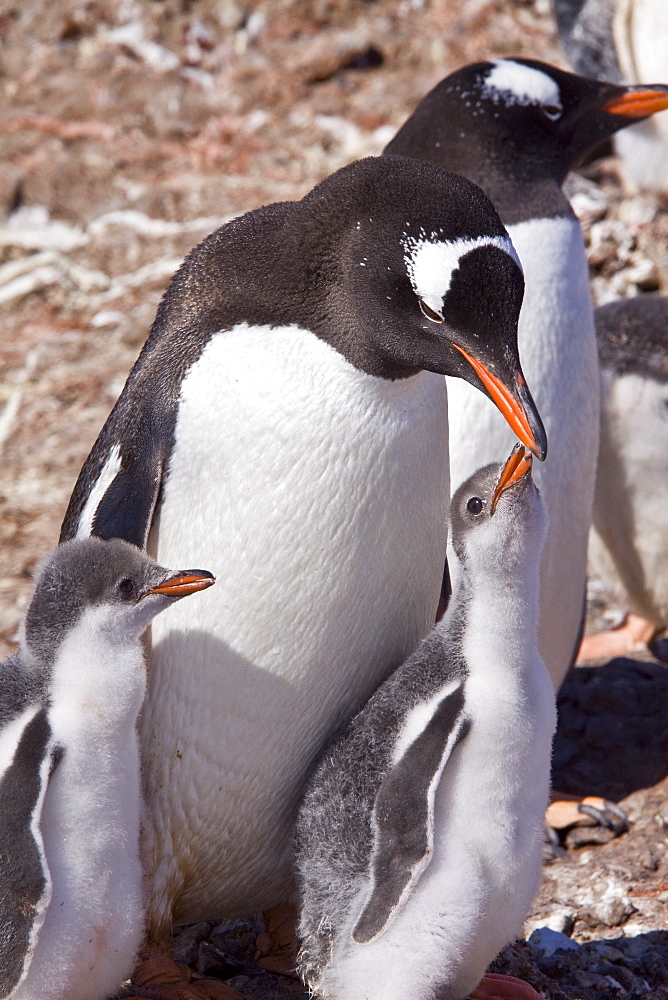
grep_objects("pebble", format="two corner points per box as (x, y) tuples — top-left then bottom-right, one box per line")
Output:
(528, 926), (580, 959)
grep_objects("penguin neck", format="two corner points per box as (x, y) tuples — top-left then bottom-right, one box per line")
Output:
(447, 152), (573, 227)
(48, 608), (146, 746)
(147, 201), (416, 382)
(450, 544), (542, 680)
(385, 132), (573, 226)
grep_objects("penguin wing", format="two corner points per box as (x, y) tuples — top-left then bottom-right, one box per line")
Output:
(352, 681), (468, 944)
(60, 392), (170, 548)
(0, 708), (58, 998)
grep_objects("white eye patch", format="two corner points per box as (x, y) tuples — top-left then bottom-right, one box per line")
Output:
(483, 59), (561, 109)
(403, 233), (522, 316)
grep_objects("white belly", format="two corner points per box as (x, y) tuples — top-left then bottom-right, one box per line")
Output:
(142, 324), (449, 927)
(446, 216), (600, 689)
(590, 368), (668, 625)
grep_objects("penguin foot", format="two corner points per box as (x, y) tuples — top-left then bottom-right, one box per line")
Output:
(469, 972), (544, 999)
(124, 948), (244, 1000)
(254, 901), (299, 976)
(546, 795), (628, 850)
(577, 612), (658, 662)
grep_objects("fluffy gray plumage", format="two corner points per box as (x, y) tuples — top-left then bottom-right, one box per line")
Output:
(552, 0), (621, 81)
(0, 538), (177, 729)
(0, 537), (213, 1000)
(596, 295), (668, 381)
(297, 627), (468, 980)
(296, 458), (545, 993)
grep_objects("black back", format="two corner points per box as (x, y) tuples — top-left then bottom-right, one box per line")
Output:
(61, 155), (529, 549)
(596, 296), (668, 382)
(0, 654), (47, 731)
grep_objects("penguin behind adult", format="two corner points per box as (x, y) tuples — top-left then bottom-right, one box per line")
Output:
(60, 156), (546, 950)
(553, 0), (668, 193)
(0, 538), (214, 1000)
(581, 295), (668, 658)
(385, 58), (668, 691)
(296, 445), (555, 1000)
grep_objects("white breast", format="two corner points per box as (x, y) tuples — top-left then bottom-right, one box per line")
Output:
(142, 323), (449, 928)
(613, 0), (668, 193)
(446, 215), (600, 689)
(13, 616), (145, 1000)
(590, 367), (668, 625)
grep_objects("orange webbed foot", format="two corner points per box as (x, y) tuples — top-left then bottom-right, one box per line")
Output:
(469, 971), (545, 999)
(577, 612), (658, 662)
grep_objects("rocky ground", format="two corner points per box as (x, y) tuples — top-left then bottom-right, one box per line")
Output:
(1, 1), (667, 998)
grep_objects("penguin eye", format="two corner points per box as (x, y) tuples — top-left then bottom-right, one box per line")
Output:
(541, 104), (562, 121)
(419, 299), (444, 323)
(118, 578), (136, 600)
(466, 496), (484, 516)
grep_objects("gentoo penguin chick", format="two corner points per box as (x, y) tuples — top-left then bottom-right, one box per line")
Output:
(60, 155), (546, 952)
(296, 444), (555, 1000)
(580, 295), (668, 659)
(0, 538), (214, 1000)
(385, 58), (668, 692)
(554, 0), (668, 193)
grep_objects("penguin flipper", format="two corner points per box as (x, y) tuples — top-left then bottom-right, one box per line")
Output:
(60, 403), (168, 549)
(352, 682), (469, 944)
(0, 708), (57, 998)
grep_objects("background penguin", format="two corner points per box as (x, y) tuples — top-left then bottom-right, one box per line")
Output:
(296, 444), (555, 1000)
(580, 295), (668, 659)
(0, 537), (214, 1000)
(59, 154), (546, 965)
(385, 58), (668, 692)
(553, 0), (668, 193)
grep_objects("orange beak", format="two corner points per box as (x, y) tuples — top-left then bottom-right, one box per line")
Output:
(146, 570), (215, 598)
(491, 444), (533, 515)
(602, 86), (668, 119)
(453, 344), (547, 460)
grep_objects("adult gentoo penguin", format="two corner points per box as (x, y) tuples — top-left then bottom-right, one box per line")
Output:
(0, 538), (214, 1000)
(385, 58), (668, 691)
(554, 0), (668, 193)
(296, 444), (555, 1000)
(580, 295), (668, 659)
(60, 156), (545, 954)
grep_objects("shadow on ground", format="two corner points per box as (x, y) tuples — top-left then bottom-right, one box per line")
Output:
(552, 656), (668, 801)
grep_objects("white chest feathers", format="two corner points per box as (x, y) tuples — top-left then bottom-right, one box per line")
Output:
(11, 612), (146, 1000)
(590, 367), (668, 624)
(143, 323), (451, 924)
(447, 215), (599, 689)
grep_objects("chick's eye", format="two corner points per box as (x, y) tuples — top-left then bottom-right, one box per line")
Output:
(542, 104), (562, 121)
(419, 299), (444, 323)
(118, 578), (136, 599)
(466, 496), (484, 516)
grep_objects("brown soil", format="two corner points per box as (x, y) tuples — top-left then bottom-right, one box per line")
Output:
(1, 2), (667, 998)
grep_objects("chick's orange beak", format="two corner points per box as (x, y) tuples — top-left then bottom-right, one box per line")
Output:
(491, 444), (533, 514)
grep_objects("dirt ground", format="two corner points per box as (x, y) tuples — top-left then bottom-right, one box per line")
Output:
(1, 1), (667, 998)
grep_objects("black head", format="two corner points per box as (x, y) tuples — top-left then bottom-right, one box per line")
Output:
(22, 538), (214, 667)
(385, 58), (668, 212)
(301, 156), (546, 457)
(129, 156), (545, 458)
